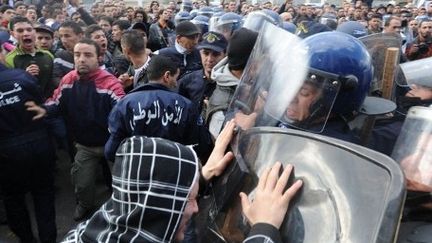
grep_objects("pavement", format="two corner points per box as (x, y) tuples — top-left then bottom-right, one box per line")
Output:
(0, 150), (111, 243)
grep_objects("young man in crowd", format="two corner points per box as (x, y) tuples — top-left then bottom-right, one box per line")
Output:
(26, 39), (125, 222)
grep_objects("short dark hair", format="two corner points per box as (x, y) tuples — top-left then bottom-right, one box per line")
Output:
(121, 29), (146, 54)
(112, 19), (131, 30)
(368, 13), (382, 21)
(98, 16), (114, 26)
(147, 55), (178, 81)
(60, 21), (84, 35)
(9, 16), (32, 31)
(384, 16), (400, 27)
(76, 38), (101, 57)
(0, 5), (13, 13)
(85, 24), (104, 38)
(14, 1), (27, 9)
(419, 19), (432, 28)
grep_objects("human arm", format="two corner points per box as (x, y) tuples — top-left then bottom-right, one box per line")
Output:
(201, 119), (236, 181)
(25, 101), (47, 120)
(240, 162), (303, 243)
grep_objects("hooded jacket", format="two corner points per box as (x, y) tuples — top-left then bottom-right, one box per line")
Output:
(206, 57), (240, 138)
(62, 136), (284, 243)
(62, 136), (199, 243)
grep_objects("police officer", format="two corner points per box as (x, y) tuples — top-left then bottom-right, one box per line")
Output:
(178, 31), (227, 116)
(0, 31), (57, 243)
(156, 21), (202, 79)
(105, 55), (213, 162)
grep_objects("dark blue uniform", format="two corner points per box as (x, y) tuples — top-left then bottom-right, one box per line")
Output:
(157, 47), (202, 79)
(0, 64), (56, 243)
(105, 83), (212, 162)
(178, 69), (216, 115)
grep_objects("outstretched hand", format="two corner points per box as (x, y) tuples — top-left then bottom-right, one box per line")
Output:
(240, 162), (303, 229)
(25, 101), (47, 120)
(201, 119), (236, 181)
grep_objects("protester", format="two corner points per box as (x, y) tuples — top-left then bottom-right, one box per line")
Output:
(25, 38), (125, 222)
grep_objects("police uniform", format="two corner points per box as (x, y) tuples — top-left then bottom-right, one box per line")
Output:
(0, 63), (56, 243)
(105, 82), (213, 162)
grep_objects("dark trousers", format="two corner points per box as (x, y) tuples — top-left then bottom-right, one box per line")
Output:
(0, 133), (57, 243)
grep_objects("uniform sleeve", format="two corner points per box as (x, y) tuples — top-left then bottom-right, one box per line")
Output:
(107, 77), (126, 107)
(105, 102), (128, 162)
(243, 223), (282, 243)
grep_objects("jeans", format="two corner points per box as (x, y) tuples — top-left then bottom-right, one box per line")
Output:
(0, 132), (57, 243)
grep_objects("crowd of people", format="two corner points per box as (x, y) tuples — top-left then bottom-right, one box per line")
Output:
(0, 0), (431, 242)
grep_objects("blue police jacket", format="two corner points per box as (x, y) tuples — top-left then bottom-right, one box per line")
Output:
(178, 69), (216, 114)
(0, 63), (49, 145)
(157, 46), (202, 79)
(105, 82), (212, 162)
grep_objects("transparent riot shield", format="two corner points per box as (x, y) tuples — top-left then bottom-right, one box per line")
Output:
(226, 23), (343, 134)
(196, 127), (405, 243)
(399, 56), (432, 88)
(392, 106), (432, 192)
(359, 33), (402, 96)
(242, 9), (283, 32)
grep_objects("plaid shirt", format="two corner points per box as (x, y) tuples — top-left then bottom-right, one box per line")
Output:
(62, 136), (199, 243)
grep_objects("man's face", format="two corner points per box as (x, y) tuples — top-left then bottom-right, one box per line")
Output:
(59, 27), (82, 52)
(26, 9), (37, 22)
(91, 7), (100, 17)
(299, 6), (307, 15)
(174, 182), (199, 242)
(165, 68), (180, 89)
(3, 9), (16, 21)
(126, 8), (134, 19)
(161, 10), (171, 21)
(13, 22), (35, 52)
(98, 20), (111, 32)
(111, 25), (122, 42)
(409, 20), (418, 31)
(177, 34), (199, 52)
(200, 49), (225, 75)
(419, 21), (432, 38)
(35, 31), (53, 50)
(286, 83), (321, 122)
(16, 5), (27, 16)
(135, 13), (144, 22)
(384, 19), (402, 33)
(369, 17), (381, 29)
(74, 43), (100, 75)
(228, 2), (236, 11)
(104, 6), (114, 17)
(90, 30), (108, 54)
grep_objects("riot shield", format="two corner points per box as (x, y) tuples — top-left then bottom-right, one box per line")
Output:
(242, 10), (283, 32)
(227, 23), (347, 133)
(359, 33), (402, 97)
(399, 56), (432, 88)
(197, 127), (405, 242)
(391, 106), (432, 192)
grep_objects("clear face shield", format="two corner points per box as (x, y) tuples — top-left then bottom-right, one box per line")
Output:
(392, 106), (432, 192)
(228, 31), (342, 134)
(243, 11), (282, 32)
(213, 20), (240, 40)
(208, 16), (220, 32)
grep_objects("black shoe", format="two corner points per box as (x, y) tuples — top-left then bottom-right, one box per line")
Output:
(73, 205), (91, 221)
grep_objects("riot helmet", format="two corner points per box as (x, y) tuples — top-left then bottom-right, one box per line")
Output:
(189, 9), (199, 19)
(301, 32), (373, 117)
(212, 12), (243, 40)
(175, 11), (192, 26)
(336, 21), (368, 38)
(182, 0), (193, 12)
(243, 9), (283, 32)
(198, 6), (213, 18)
(191, 15), (209, 35)
(282, 21), (296, 34)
